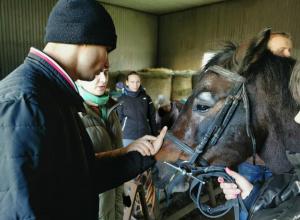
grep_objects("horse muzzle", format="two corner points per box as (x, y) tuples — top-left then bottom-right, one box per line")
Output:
(152, 161), (190, 194)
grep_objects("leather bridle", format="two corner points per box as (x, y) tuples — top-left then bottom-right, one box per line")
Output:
(163, 65), (257, 219)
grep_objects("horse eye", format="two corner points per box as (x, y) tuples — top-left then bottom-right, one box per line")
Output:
(196, 105), (210, 113)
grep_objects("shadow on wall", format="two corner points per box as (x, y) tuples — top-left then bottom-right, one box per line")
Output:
(107, 68), (198, 108)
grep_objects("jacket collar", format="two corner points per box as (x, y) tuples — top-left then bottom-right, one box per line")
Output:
(124, 85), (145, 98)
(27, 48), (85, 112)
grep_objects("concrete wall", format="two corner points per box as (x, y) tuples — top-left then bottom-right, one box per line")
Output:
(158, 0), (300, 71)
(1, 0), (300, 79)
(0, 1), (158, 79)
(103, 4), (158, 72)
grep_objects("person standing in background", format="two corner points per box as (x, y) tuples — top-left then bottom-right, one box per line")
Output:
(117, 71), (158, 147)
(110, 81), (123, 100)
(267, 31), (292, 57)
(155, 94), (179, 131)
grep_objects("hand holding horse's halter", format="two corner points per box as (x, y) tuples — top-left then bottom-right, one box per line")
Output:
(164, 65), (257, 220)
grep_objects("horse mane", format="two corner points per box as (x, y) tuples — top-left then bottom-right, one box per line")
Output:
(245, 49), (296, 108)
(290, 62), (300, 104)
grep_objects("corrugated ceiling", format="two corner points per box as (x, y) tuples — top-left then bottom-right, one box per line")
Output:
(99, 0), (229, 15)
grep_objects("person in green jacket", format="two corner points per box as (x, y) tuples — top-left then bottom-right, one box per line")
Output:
(77, 69), (158, 220)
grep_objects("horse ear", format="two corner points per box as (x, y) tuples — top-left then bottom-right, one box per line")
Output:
(238, 27), (271, 73)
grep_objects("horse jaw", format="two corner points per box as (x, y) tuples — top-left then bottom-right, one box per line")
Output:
(153, 137), (190, 192)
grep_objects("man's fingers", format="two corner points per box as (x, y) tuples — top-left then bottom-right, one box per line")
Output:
(158, 126), (167, 140)
(152, 126), (168, 155)
(136, 144), (150, 156)
(136, 141), (154, 156)
(140, 135), (157, 142)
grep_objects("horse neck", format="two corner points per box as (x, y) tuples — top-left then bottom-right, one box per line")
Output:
(251, 82), (300, 174)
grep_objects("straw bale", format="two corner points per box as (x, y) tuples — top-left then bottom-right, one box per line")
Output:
(139, 69), (173, 104)
(171, 70), (196, 101)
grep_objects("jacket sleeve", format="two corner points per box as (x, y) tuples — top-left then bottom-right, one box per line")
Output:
(243, 180), (263, 211)
(147, 96), (159, 136)
(94, 151), (156, 193)
(0, 98), (47, 219)
(115, 185), (125, 219)
(116, 97), (124, 123)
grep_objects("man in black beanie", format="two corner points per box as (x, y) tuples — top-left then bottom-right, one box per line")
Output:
(0, 0), (167, 219)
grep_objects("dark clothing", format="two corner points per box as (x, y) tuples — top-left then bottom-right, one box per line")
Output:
(244, 151), (300, 220)
(117, 87), (158, 139)
(0, 48), (155, 220)
(110, 90), (122, 100)
(156, 102), (179, 129)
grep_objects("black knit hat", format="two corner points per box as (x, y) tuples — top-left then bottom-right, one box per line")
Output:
(44, 0), (117, 51)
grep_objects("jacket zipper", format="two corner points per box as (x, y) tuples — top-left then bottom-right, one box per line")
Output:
(122, 117), (127, 131)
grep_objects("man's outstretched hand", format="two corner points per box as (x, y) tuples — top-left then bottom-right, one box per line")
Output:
(123, 126), (168, 156)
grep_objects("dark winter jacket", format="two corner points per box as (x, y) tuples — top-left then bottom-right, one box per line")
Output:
(0, 48), (156, 220)
(117, 86), (158, 139)
(156, 102), (179, 130)
(245, 151), (300, 220)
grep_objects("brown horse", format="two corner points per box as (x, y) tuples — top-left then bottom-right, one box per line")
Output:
(152, 28), (300, 195)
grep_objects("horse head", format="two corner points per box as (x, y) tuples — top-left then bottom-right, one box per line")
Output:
(152, 28), (300, 194)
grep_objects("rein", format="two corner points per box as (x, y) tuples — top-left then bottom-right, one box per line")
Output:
(163, 65), (257, 219)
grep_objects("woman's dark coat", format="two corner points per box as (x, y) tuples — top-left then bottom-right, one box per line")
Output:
(117, 88), (158, 139)
(245, 151), (300, 220)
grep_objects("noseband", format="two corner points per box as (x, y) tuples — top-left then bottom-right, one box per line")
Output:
(163, 65), (257, 219)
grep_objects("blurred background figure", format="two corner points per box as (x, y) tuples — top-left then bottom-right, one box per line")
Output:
(173, 98), (186, 113)
(110, 81), (123, 100)
(267, 31), (292, 57)
(155, 94), (179, 131)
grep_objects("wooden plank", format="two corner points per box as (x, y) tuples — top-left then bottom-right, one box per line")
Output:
(123, 180), (150, 220)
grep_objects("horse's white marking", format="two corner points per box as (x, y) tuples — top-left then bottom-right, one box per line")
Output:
(184, 92), (213, 140)
(185, 112), (205, 139)
(186, 126), (194, 138)
(199, 92), (213, 102)
(197, 92), (215, 106)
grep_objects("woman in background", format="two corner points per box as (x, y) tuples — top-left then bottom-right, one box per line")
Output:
(117, 71), (158, 147)
(155, 94), (179, 131)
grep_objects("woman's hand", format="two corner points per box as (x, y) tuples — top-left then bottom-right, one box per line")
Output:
(123, 126), (168, 156)
(218, 167), (254, 200)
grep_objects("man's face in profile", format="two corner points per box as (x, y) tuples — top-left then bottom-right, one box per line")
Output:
(268, 35), (292, 57)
